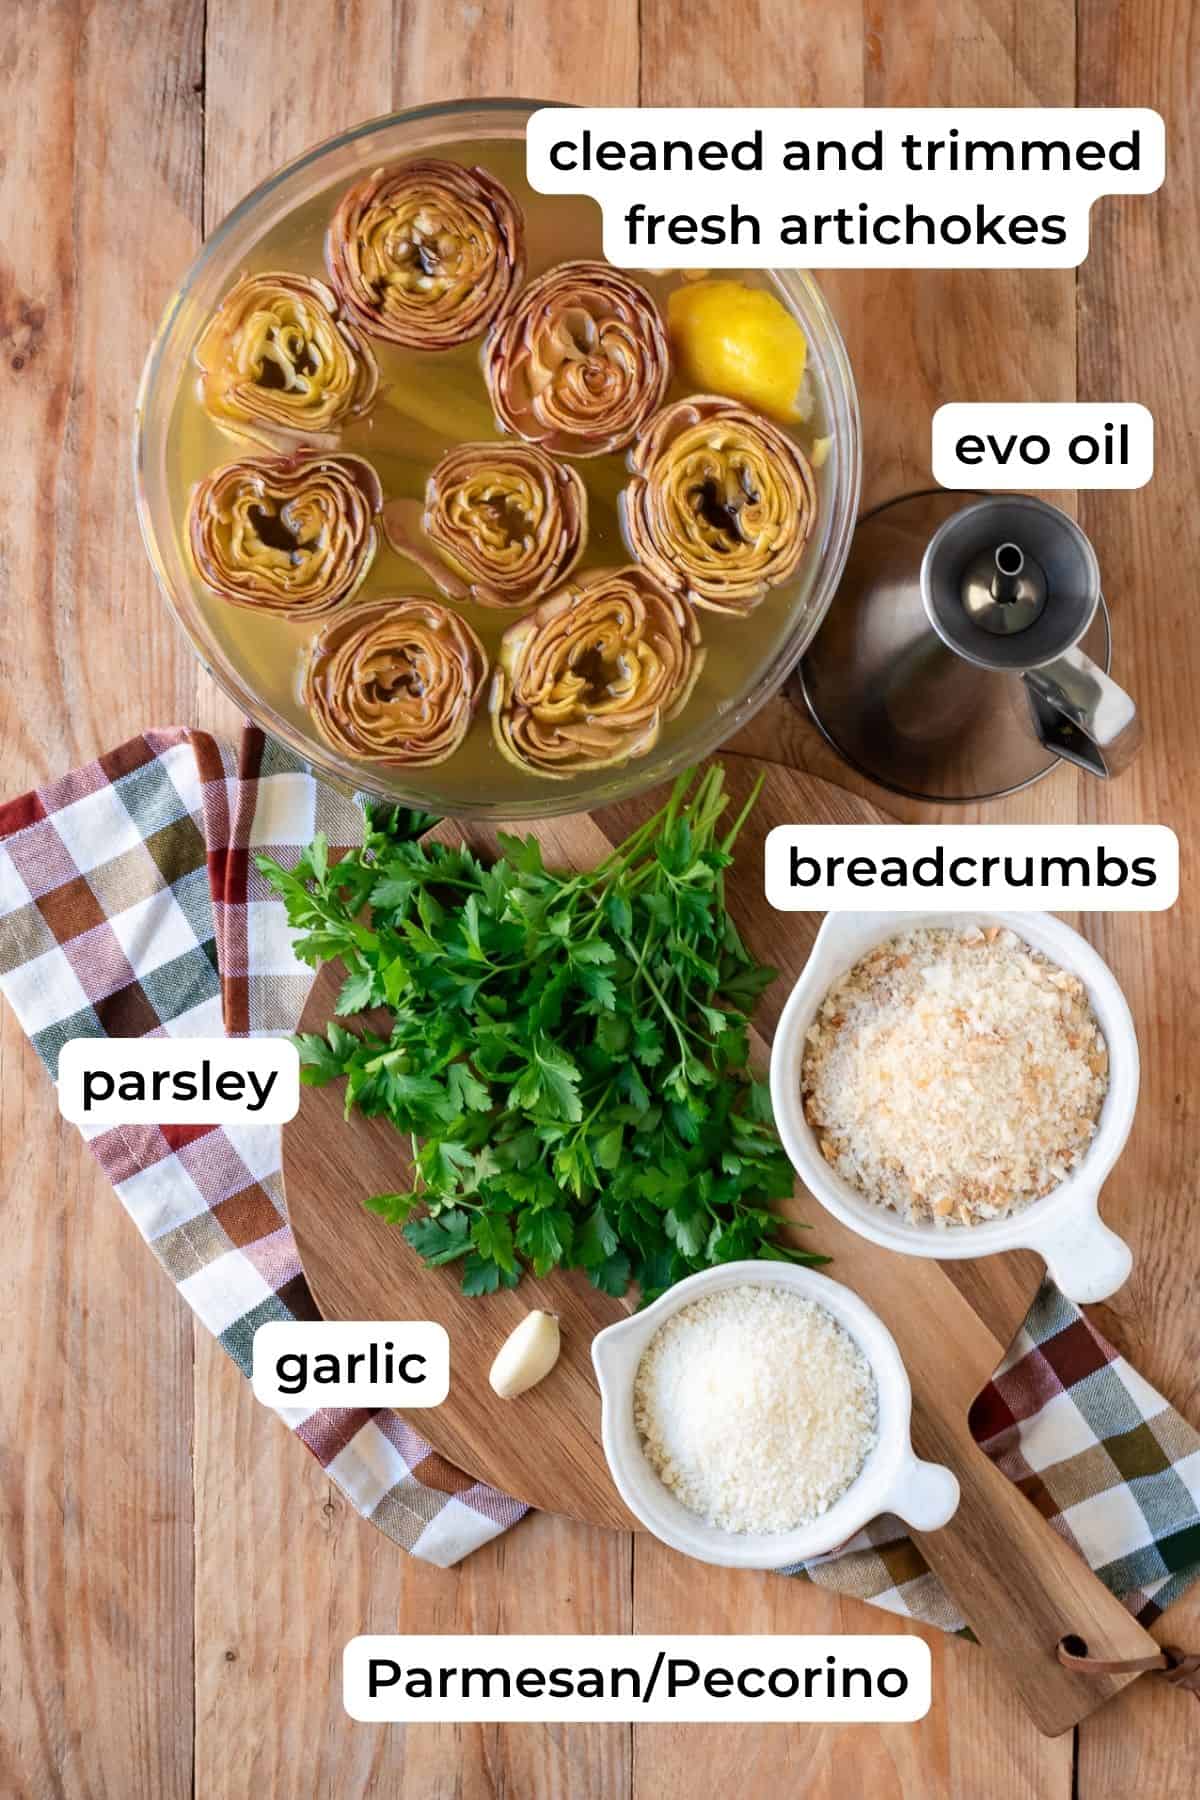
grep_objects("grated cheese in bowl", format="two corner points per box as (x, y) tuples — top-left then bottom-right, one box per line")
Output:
(800, 924), (1109, 1227)
(632, 1285), (878, 1535)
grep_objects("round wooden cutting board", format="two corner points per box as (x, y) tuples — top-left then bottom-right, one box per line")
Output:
(283, 755), (1161, 1731)
(283, 759), (891, 1530)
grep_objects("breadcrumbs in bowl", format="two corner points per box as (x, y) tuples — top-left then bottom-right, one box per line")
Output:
(800, 924), (1109, 1228)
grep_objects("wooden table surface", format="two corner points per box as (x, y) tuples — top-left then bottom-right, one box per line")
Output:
(1, 1), (1196, 1793)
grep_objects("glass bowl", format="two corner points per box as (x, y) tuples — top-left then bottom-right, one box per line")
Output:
(134, 100), (861, 818)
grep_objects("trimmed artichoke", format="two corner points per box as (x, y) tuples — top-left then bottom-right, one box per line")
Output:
(304, 598), (488, 767)
(325, 159), (524, 349)
(196, 272), (379, 451)
(384, 442), (587, 609)
(490, 566), (705, 779)
(187, 452), (382, 618)
(483, 261), (670, 458)
(623, 396), (818, 616)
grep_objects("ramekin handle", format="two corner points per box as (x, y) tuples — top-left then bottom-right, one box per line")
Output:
(1023, 1187), (1133, 1304)
(887, 1455), (961, 1533)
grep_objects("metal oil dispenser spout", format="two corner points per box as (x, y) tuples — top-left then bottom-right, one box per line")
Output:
(922, 496), (1142, 778)
(962, 541), (1047, 634)
(796, 491), (1142, 802)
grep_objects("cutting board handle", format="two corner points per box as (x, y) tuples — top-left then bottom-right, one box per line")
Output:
(911, 1405), (1162, 1736)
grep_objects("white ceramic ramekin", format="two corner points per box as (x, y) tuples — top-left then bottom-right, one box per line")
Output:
(591, 1260), (960, 1569)
(769, 911), (1138, 1305)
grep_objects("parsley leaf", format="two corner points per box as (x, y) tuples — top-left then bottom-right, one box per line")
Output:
(402, 1211), (472, 1265)
(335, 964), (376, 1016)
(511, 1038), (583, 1122)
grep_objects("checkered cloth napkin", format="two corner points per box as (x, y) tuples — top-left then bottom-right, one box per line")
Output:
(2, 726), (1199, 1629)
(0, 727), (523, 1567)
(789, 1282), (1200, 1632)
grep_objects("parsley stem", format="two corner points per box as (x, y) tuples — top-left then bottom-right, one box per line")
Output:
(720, 772), (765, 854)
(638, 961), (691, 1060)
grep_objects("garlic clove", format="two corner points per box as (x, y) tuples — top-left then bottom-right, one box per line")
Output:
(488, 1309), (561, 1398)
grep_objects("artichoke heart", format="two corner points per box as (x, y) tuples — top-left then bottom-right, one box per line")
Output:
(326, 158), (525, 349)
(623, 395), (818, 617)
(384, 441), (588, 609)
(195, 272), (379, 452)
(304, 598), (488, 767)
(484, 261), (670, 458)
(188, 452), (382, 618)
(490, 566), (705, 779)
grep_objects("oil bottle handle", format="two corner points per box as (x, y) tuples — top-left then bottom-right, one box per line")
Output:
(1023, 640), (1143, 778)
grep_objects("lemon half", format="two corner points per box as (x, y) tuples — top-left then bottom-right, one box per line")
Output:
(667, 280), (808, 424)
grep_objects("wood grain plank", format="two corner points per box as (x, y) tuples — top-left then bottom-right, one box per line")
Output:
(632, 1540), (1073, 1800)
(203, 0), (392, 229)
(852, 0), (1079, 507)
(0, 2), (203, 1794)
(1075, 0), (1200, 1790)
(0, 0), (203, 772)
(194, 5), (639, 1795)
(191, 1331), (635, 1798)
(390, 0), (638, 107)
(5, 0), (1192, 1787)
(0, 1024), (197, 1800)
(637, 0), (1079, 1785)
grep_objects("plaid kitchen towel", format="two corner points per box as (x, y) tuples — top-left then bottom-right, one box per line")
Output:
(2, 727), (1198, 1625)
(0, 726), (524, 1567)
(787, 1281), (1200, 1632)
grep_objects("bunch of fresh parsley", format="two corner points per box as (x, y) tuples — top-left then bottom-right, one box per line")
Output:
(257, 765), (824, 1302)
